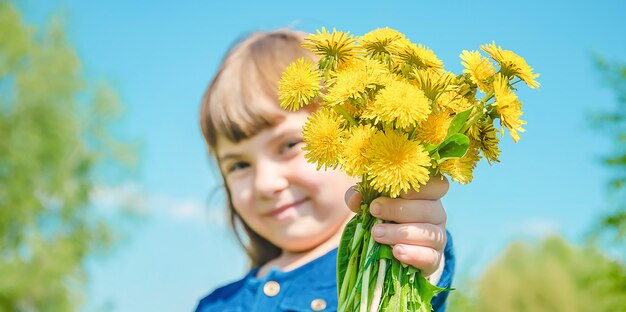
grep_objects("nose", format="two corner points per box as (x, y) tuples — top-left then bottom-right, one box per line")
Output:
(253, 158), (289, 198)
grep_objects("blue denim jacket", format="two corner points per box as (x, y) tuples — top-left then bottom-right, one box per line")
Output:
(195, 231), (454, 312)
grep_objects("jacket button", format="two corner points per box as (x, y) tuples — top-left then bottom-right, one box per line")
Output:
(263, 281), (280, 297)
(310, 298), (327, 311)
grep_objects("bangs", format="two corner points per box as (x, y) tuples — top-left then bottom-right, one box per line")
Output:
(203, 54), (286, 145)
(200, 30), (316, 152)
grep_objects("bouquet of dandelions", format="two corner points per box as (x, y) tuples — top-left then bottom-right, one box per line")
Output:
(278, 27), (539, 312)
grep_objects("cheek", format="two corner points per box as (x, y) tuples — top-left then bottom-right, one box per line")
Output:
(321, 169), (359, 189)
(228, 185), (264, 234)
(226, 179), (253, 215)
(294, 155), (354, 182)
(310, 169), (358, 206)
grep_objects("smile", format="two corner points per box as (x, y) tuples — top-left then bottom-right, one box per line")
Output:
(265, 198), (308, 219)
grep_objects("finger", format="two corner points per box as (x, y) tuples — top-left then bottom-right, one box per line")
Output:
(392, 244), (441, 276)
(400, 175), (449, 200)
(371, 223), (446, 250)
(344, 185), (362, 213)
(370, 198), (447, 225)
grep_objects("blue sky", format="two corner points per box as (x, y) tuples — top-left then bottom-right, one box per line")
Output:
(20, 0), (626, 311)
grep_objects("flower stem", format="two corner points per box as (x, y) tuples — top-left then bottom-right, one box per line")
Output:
(408, 126), (417, 140)
(458, 100), (486, 134)
(482, 91), (495, 104)
(370, 259), (387, 311)
(334, 104), (357, 126)
(339, 247), (357, 305)
(360, 225), (376, 311)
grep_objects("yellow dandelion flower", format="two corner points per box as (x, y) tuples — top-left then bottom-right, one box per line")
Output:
(302, 27), (361, 71)
(467, 120), (501, 164)
(388, 38), (444, 72)
(465, 108), (486, 142)
(460, 50), (496, 93)
(493, 74), (526, 142)
(466, 120), (480, 142)
(360, 27), (405, 57)
(302, 108), (346, 170)
(338, 99), (361, 118)
(453, 73), (479, 101)
(481, 42), (540, 89)
(439, 146), (480, 184)
(362, 79), (431, 130)
(436, 91), (473, 113)
(279, 58), (322, 111)
(325, 58), (388, 106)
(366, 130), (431, 197)
(415, 110), (453, 145)
(411, 69), (455, 100)
(335, 55), (362, 71)
(342, 124), (377, 177)
(477, 121), (501, 164)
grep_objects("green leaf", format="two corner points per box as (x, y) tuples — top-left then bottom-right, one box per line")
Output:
(446, 107), (473, 137)
(378, 245), (393, 260)
(423, 143), (439, 153)
(437, 133), (469, 161)
(337, 215), (358, 294)
(415, 272), (447, 312)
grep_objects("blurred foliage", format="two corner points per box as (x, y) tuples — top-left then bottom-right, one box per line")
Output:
(590, 56), (626, 244)
(447, 236), (626, 312)
(0, 2), (136, 311)
(447, 58), (626, 311)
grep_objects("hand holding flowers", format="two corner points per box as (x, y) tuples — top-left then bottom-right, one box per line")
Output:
(345, 177), (449, 277)
(279, 27), (538, 311)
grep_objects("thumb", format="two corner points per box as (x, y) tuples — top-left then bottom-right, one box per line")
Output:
(344, 185), (362, 213)
(400, 175), (449, 200)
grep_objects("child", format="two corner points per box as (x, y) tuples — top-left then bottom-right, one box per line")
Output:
(195, 29), (454, 311)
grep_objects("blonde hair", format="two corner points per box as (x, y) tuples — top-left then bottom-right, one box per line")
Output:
(200, 29), (317, 267)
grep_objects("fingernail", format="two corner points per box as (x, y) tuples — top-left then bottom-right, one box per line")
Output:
(370, 203), (381, 215)
(372, 225), (384, 238)
(344, 186), (358, 204)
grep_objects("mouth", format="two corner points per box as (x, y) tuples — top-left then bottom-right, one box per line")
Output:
(265, 198), (308, 219)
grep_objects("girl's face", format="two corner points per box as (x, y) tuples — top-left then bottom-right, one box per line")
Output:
(217, 104), (355, 253)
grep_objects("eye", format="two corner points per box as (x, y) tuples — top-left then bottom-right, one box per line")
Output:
(226, 161), (249, 173)
(280, 139), (304, 154)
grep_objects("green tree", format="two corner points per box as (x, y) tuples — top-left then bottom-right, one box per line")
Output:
(0, 3), (135, 311)
(591, 57), (626, 244)
(447, 236), (626, 312)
